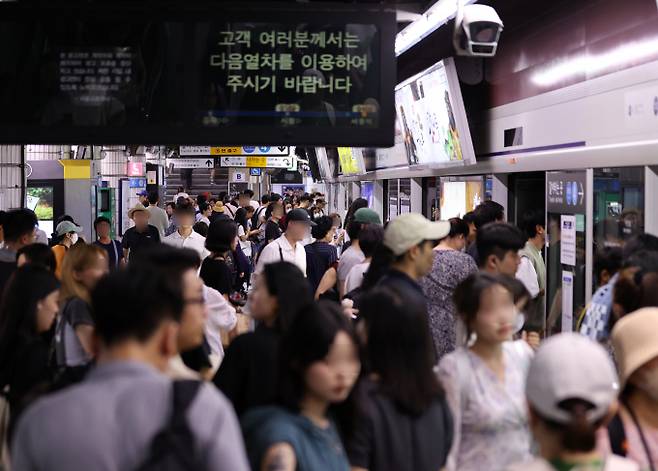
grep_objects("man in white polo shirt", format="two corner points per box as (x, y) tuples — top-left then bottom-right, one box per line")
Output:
(163, 201), (209, 259)
(255, 208), (314, 276)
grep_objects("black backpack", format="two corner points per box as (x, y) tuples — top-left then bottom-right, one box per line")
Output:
(135, 380), (203, 471)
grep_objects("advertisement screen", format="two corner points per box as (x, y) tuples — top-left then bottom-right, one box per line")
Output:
(0, 2), (395, 146)
(395, 58), (475, 166)
(440, 180), (483, 219)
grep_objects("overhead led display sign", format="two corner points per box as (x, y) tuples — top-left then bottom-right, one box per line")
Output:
(0, 1), (396, 146)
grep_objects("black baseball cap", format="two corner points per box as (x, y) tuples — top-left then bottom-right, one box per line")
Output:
(287, 208), (316, 226)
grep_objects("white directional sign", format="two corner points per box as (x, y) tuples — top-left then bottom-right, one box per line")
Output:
(166, 158), (214, 169)
(220, 156), (294, 169)
(180, 146), (290, 157)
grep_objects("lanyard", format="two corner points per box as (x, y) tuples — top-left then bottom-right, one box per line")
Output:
(625, 402), (656, 471)
(111, 240), (119, 268)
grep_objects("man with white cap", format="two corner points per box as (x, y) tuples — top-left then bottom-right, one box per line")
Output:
(506, 333), (638, 471)
(378, 213), (450, 308)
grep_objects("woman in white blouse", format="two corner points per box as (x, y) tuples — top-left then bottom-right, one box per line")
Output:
(437, 272), (534, 471)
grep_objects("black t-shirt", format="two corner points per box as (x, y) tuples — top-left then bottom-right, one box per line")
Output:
(213, 325), (280, 417)
(122, 225), (160, 260)
(93, 240), (124, 270)
(200, 256), (234, 295)
(347, 379), (454, 471)
(264, 220), (282, 243)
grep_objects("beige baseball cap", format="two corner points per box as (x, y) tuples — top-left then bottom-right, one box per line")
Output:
(611, 307), (658, 390)
(383, 213), (450, 256)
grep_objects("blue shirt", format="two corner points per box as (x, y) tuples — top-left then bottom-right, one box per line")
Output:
(579, 274), (618, 341)
(242, 406), (350, 471)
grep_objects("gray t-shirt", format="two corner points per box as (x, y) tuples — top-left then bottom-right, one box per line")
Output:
(337, 246), (365, 283)
(12, 361), (250, 471)
(55, 297), (94, 367)
(147, 205), (170, 239)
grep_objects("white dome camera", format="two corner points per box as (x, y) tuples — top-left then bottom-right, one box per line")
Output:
(453, 3), (503, 57)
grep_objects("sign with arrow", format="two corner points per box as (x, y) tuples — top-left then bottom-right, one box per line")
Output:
(220, 156), (294, 169)
(547, 171), (587, 213)
(180, 146), (290, 157)
(166, 158), (216, 169)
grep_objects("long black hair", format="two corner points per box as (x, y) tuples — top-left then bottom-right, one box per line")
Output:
(234, 207), (249, 233)
(0, 266), (59, 386)
(278, 301), (361, 439)
(344, 198), (368, 232)
(361, 244), (395, 291)
(359, 288), (443, 415)
(262, 262), (313, 333)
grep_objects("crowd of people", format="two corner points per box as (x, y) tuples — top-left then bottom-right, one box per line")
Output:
(0, 191), (655, 471)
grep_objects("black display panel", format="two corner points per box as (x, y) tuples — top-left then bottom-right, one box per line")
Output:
(0, 1), (395, 146)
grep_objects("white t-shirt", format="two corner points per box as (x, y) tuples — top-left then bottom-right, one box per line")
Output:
(337, 245), (365, 282)
(237, 225), (252, 257)
(516, 257), (540, 297)
(203, 285), (237, 363)
(255, 234), (307, 276)
(163, 230), (210, 259)
(344, 261), (370, 294)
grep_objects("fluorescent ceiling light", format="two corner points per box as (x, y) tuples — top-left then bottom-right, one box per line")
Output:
(531, 36), (658, 86)
(395, 0), (477, 56)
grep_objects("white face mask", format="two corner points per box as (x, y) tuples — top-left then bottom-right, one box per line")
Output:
(69, 233), (79, 245)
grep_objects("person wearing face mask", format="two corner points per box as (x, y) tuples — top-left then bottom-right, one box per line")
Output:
(163, 201), (210, 260)
(54, 244), (109, 384)
(437, 272), (534, 471)
(599, 308), (658, 471)
(51, 220), (83, 279)
(420, 217), (478, 360)
(516, 209), (547, 334)
(0, 265), (59, 440)
(241, 302), (361, 471)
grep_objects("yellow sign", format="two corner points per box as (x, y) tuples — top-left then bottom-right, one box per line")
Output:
(210, 147), (242, 155)
(59, 160), (91, 180)
(246, 157), (267, 168)
(337, 147), (358, 175)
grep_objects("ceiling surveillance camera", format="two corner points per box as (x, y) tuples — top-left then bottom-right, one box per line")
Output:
(453, 3), (503, 57)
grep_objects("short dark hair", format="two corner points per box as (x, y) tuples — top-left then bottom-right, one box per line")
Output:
(193, 221), (209, 237)
(476, 222), (525, 268)
(300, 194), (312, 203)
(174, 201), (195, 217)
(311, 216), (334, 240)
(315, 198), (325, 205)
(594, 247), (622, 280)
(199, 202), (210, 213)
(243, 189), (254, 198)
(91, 265), (184, 346)
(462, 211), (475, 225)
(205, 219), (237, 254)
(261, 194), (270, 205)
(447, 217), (470, 239)
(454, 272), (512, 336)
(94, 216), (111, 230)
(346, 219), (364, 241)
(130, 245), (202, 276)
(358, 224), (384, 258)
(147, 191), (159, 205)
(166, 202), (176, 210)
(3, 209), (37, 242)
(263, 262), (312, 333)
(360, 288), (443, 415)
(520, 209), (544, 239)
(16, 244), (57, 272)
(622, 233), (658, 260)
(473, 200), (504, 229)
(270, 193), (282, 203)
